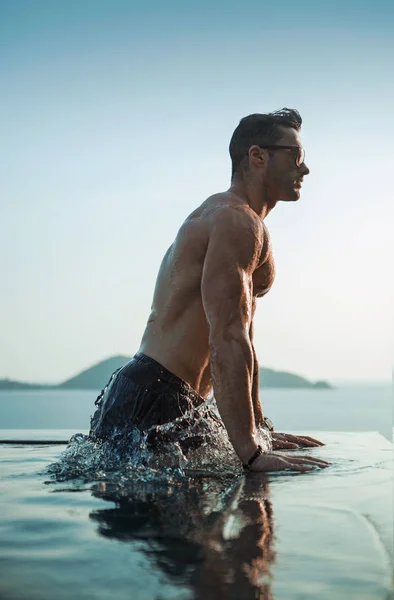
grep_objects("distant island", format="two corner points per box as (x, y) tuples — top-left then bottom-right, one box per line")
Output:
(0, 355), (332, 391)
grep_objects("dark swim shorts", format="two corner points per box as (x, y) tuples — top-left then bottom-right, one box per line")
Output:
(89, 353), (224, 452)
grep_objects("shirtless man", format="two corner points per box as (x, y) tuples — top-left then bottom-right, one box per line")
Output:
(90, 108), (330, 473)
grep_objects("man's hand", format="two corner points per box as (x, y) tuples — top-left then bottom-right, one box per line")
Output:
(271, 432), (325, 450)
(249, 452), (330, 473)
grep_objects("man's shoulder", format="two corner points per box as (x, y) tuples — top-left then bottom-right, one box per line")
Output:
(210, 201), (264, 249)
(199, 195), (265, 268)
(202, 192), (262, 230)
(179, 193), (264, 256)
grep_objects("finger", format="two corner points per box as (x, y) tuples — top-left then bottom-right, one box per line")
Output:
(275, 433), (304, 443)
(289, 435), (325, 447)
(299, 436), (325, 446)
(272, 440), (298, 450)
(284, 453), (330, 464)
(293, 438), (321, 447)
(285, 455), (331, 468)
(286, 454), (331, 467)
(272, 433), (301, 446)
(283, 463), (314, 472)
(278, 434), (323, 448)
(264, 457), (314, 472)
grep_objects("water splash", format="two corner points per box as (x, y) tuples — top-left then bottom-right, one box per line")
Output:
(46, 399), (272, 484)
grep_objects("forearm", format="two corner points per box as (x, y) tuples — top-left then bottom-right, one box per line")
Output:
(209, 332), (259, 463)
(251, 344), (265, 427)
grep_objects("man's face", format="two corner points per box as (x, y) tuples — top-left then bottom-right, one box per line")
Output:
(262, 126), (310, 202)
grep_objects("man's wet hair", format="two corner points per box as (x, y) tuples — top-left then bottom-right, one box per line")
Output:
(229, 108), (302, 178)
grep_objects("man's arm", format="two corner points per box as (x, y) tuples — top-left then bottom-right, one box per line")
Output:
(249, 305), (265, 428)
(201, 208), (261, 464)
(201, 207), (329, 471)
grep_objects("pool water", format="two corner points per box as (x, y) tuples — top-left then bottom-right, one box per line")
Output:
(0, 431), (392, 600)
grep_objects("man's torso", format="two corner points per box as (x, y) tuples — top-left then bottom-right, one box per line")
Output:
(139, 192), (275, 396)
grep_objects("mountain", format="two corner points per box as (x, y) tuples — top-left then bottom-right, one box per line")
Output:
(58, 355), (130, 389)
(260, 368), (332, 389)
(0, 356), (332, 390)
(0, 379), (55, 391)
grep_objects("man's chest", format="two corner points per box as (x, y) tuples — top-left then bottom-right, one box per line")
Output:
(252, 255), (275, 297)
(252, 229), (275, 298)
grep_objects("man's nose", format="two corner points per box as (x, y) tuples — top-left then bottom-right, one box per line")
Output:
(300, 162), (310, 175)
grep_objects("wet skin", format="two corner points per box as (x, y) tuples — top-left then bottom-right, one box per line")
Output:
(139, 125), (330, 472)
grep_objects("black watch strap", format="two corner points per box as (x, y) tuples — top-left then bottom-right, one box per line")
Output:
(242, 444), (264, 470)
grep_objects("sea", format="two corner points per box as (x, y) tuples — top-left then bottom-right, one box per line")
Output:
(0, 384), (392, 600)
(0, 383), (392, 441)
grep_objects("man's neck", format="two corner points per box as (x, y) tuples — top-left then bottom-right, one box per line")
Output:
(228, 175), (278, 219)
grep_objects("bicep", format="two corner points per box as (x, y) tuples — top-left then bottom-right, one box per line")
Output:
(201, 214), (260, 337)
(202, 258), (253, 335)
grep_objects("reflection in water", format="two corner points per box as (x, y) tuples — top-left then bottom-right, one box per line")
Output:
(90, 473), (276, 599)
(46, 407), (276, 597)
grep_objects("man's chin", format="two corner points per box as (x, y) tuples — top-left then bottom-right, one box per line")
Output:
(279, 192), (300, 202)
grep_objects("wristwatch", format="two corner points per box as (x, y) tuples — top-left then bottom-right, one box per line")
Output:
(243, 444), (264, 470)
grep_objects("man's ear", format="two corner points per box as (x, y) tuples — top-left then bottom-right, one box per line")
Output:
(248, 145), (265, 169)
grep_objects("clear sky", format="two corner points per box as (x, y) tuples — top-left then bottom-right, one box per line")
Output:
(1, 0), (393, 384)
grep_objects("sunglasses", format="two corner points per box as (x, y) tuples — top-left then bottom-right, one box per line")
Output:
(259, 145), (305, 167)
